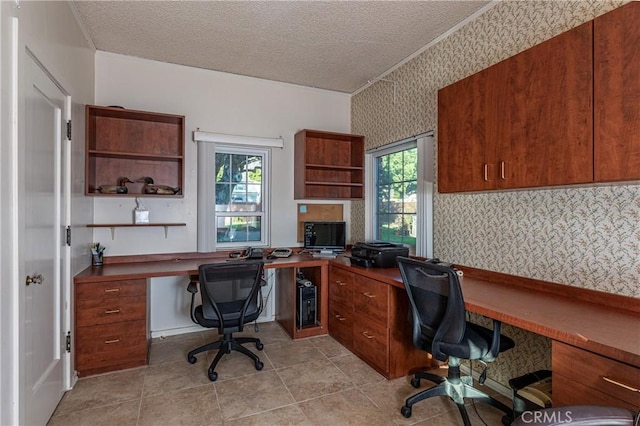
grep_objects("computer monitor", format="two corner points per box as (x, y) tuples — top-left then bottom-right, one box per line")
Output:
(303, 221), (346, 253)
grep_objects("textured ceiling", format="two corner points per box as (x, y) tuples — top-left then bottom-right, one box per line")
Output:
(71, 1), (492, 93)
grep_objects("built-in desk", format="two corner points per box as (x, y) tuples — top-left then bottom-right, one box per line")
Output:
(73, 253), (332, 376)
(329, 257), (640, 409)
(74, 253), (640, 407)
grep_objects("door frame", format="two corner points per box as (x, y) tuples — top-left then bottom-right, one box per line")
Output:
(7, 42), (73, 426)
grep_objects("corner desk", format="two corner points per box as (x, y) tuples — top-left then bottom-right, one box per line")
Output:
(74, 253), (640, 408)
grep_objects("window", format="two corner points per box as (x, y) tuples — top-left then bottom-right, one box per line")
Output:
(376, 146), (418, 251)
(198, 144), (270, 251)
(365, 135), (433, 257)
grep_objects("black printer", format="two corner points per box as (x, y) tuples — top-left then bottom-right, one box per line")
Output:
(349, 241), (409, 268)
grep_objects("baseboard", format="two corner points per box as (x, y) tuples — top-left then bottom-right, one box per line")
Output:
(460, 364), (512, 399)
(150, 316), (275, 339)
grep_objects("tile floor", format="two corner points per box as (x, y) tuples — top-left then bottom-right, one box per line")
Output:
(49, 321), (510, 425)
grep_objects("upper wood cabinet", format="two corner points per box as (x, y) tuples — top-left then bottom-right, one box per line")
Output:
(85, 105), (185, 197)
(294, 129), (364, 199)
(594, 2), (640, 182)
(438, 21), (593, 193)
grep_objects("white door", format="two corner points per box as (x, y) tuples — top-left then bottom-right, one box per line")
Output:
(22, 53), (67, 426)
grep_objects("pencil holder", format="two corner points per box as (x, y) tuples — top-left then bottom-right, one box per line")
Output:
(92, 253), (103, 266)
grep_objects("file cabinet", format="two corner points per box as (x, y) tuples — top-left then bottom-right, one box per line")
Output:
(75, 279), (148, 376)
(328, 265), (431, 379)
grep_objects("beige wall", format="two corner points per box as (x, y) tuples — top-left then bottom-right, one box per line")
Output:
(351, 0), (637, 387)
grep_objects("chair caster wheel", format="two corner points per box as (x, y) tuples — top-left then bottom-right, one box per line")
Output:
(410, 377), (421, 388)
(188, 355), (197, 364)
(400, 406), (412, 418)
(256, 342), (264, 350)
(255, 361), (264, 370)
(208, 370), (218, 381)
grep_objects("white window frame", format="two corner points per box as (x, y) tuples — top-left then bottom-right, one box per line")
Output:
(365, 134), (434, 257)
(197, 143), (271, 252)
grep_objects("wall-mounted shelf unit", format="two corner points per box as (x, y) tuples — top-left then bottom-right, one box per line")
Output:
(294, 129), (365, 199)
(87, 223), (186, 239)
(85, 105), (185, 197)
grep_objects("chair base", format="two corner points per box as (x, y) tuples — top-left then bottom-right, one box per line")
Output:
(401, 365), (513, 426)
(187, 332), (264, 381)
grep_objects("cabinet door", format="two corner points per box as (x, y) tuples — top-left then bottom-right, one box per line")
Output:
(497, 21), (593, 189)
(594, 2), (640, 182)
(438, 69), (497, 193)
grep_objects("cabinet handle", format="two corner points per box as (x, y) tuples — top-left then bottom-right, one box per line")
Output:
(362, 331), (375, 339)
(104, 288), (120, 293)
(500, 161), (506, 180)
(362, 292), (376, 298)
(336, 281), (346, 286)
(602, 376), (640, 393)
(104, 309), (120, 314)
(104, 339), (120, 344)
(483, 164), (489, 182)
(335, 314), (347, 321)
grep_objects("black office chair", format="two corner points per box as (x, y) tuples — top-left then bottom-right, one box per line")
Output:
(186, 261), (265, 381)
(397, 257), (516, 425)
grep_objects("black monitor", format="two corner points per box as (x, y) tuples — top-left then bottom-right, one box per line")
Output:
(303, 221), (346, 253)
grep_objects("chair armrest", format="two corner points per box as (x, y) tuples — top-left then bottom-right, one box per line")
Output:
(186, 279), (198, 324)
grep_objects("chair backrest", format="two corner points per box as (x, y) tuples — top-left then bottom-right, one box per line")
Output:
(198, 260), (264, 332)
(397, 257), (467, 362)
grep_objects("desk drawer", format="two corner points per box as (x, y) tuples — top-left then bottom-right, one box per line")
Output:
(76, 279), (146, 300)
(353, 318), (389, 374)
(329, 267), (353, 310)
(554, 372), (639, 410)
(76, 295), (146, 327)
(352, 276), (389, 328)
(76, 320), (147, 375)
(328, 302), (353, 349)
(552, 341), (640, 408)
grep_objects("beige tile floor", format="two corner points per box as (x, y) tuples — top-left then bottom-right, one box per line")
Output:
(49, 321), (510, 425)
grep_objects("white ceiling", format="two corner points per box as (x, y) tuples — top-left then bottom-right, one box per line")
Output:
(71, 1), (493, 94)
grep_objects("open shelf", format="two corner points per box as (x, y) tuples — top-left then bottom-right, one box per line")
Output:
(87, 223), (186, 239)
(294, 129), (365, 200)
(85, 105), (185, 197)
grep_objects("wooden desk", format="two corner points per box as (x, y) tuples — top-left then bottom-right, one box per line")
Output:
(329, 257), (640, 409)
(74, 253), (640, 407)
(73, 254), (330, 376)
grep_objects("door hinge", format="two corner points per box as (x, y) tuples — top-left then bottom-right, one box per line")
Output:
(65, 331), (71, 353)
(66, 120), (72, 140)
(65, 226), (71, 246)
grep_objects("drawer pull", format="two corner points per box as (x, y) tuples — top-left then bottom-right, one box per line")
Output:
(104, 309), (121, 314)
(335, 314), (347, 322)
(362, 331), (375, 339)
(336, 281), (346, 286)
(602, 376), (640, 393)
(362, 292), (376, 298)
(104, 339), (120, 344)
(104, 288), (120, 293)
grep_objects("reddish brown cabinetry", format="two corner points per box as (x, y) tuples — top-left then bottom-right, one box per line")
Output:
(75, 279), (148, 376)
(553, 341), (640, 410)
(294, 129), (364, 199)
(594, 2), (640, 182)
(328, 265), (430, 379)
(275, 264), (328, 340)
(438, 21), (593, 192)
(85, 105), (185, 196)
